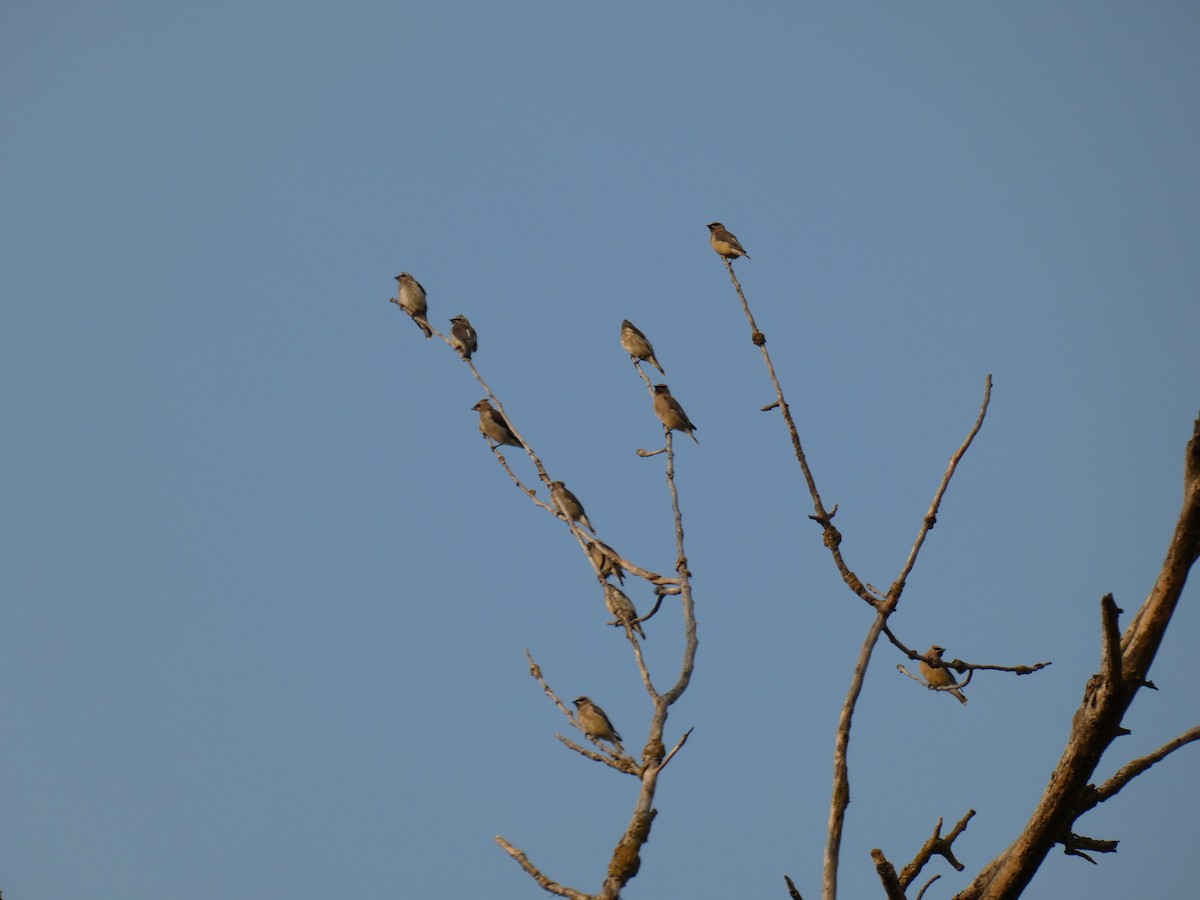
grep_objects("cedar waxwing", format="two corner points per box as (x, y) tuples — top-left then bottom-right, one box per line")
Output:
(604, 583), (645, 639)
(653, 384), (699, 444)
(573, 696), (624, 753)
(549, 481), (596, 533)
(707, 222), (750, 261)
(620, 320), (665, 375)
(472, 399), (522, 448)
(449, 314), (477, 359)
(919, 645), (968, 706)
(586, 539), (625, 584)
(392, 273), (432, 337)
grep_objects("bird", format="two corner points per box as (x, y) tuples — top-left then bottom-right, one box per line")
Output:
(573, 696), (623, 754)
(586, 539), (625, 584)
(392, 273), (432, 337)
(620, 320), (665, 374)
(707, 222), (750, 261)
(472, 399), (522, 448)
(652, 384), (699, 444)
(549, 481), (595, 533)
(919, 645), (968, 706)
(449, 314), (477, 359)
(604, 583), (645, 639)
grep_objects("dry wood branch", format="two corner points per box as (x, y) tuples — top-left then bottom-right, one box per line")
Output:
(870, 848), (907, 900)
(1059, 831), (1118, 864)
(1099, 593), (1123, 687)
(1083, 725), (1200, 811)
(721, 257), (876, 608)
(590, 405), (701, 898)
(823, 382), (993, 900)
(784, 874), (805, 899)
(525, 649), (637, 771)
(494, 836), (592, 900)
(957, 416), (1200, 900)
(659, 726), (693, 771)
(555, 734), (640, 774)
(915, 875), (941, 900)
(890, 375), (992, 604)
(882, 624), (1051, 676)
(899, 811), (974, 888)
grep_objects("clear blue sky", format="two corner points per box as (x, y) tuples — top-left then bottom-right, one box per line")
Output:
(3, 3), (1199, 898)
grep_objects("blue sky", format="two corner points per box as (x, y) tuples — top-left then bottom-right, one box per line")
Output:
(3, 2), (1199, 898)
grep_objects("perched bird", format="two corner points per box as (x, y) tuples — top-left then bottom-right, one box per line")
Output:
(550, 481), (595, 533)
(919, 645), (968, 706)
(449, 314), (477, 359)
(653, 383), (699, 444)
(707, 222), (750, 261)
(472, 399), (522, 449)
(604, 583), (645, 639)
(586, 539), (625, 584)
(392, 273), (432, 338)
(573, 696), (623, 754)
(620, 320), (665, 375)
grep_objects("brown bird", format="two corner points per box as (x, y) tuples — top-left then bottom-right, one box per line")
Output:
(391, 273), (432, 337)
(550, 481), (595, 533)
(707, 222), (750, 261)
(604, 583), (645, 639)
(573, 696), (623, 754)
(586, 539), (625, 584)
(653, 383), (699, 444)
(919, 645), (968, 706)
(620, 320), (665, 374)
(449, 314), (477, 359)
(472, 399), (522, 448)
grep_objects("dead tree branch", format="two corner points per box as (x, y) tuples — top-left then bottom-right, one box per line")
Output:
(956, 415), (1200, 899)
(898, 811), (974, 888)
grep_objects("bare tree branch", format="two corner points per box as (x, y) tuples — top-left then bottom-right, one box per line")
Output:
(721, 257), (878, 608)
(957, 415), (1200, 899)
(898, 811), (974, 888)
(870, 848), (907, 900)
(494, 836), (593, 900)
(1082, 725), (1200, 810)
(823, 379), (993, 900)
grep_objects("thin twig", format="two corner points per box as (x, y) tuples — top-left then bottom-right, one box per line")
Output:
(889, 375), (992, 603)
(722, 258), (876, 607)
(494, 836), (592, 900)
(824, 380), (993, 900)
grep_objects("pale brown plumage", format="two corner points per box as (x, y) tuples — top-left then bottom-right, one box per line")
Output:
(586, 539), (625, 584)
(620, 320), (665, 374)
(653, 383), (699, 444)
(392, 272), (432, 337)
(604, 583), (645, 639)
(449, 314), (477, 359)
(919, 645), (968, 706)
(550, 481), (595, 533)
(472, 399), (522, 448)
(573, 696), (623, 753)
(707, 221), (750, 261)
